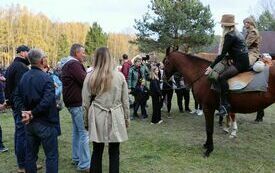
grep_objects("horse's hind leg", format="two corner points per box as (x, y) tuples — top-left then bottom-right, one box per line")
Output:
(203, 106), (215, 157)
(229, 113), (237, 138)
(223, 113), (233, 133)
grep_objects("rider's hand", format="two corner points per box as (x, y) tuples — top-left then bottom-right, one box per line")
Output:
(205, 66), (213, 75)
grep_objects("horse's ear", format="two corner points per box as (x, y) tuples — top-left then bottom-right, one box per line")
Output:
(173, 45), (179, 51)
(162, 57), (166, 64)
(166, 47), (171, 56)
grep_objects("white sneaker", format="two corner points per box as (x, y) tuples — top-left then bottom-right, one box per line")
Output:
(190, 109), (197, 114)
(0, 147), (8, 153)
(158, 120), (163, 124)
(197, 110), (203, 116)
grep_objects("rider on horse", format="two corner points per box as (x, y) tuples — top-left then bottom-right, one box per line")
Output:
(205, 14), (250, 116)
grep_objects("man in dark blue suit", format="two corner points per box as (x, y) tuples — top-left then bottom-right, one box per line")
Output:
(14, 49), (60, 173)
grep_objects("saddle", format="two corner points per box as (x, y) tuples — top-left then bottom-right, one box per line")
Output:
(227, 66), (269, 92)
(228, 54), (272, 91)
(228, 71), (254, 90)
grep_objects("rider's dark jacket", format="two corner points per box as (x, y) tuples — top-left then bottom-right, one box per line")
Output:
(210, 30), (250, 72)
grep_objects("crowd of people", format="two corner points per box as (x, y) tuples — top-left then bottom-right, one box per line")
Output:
(122, 53), (200, 123)
(0, 14), (270, 173)
(0, 43), (197, 173)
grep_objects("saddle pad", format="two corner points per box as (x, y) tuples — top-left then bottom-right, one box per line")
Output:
(228, 71), (254, 90)
(210, 66), (269, 93)
(237, 66), (269, 92)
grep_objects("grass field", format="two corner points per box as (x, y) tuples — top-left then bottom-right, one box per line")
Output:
(0, 96), (274, 173)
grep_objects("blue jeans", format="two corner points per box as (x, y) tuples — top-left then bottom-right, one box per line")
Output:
(0, 123), (4, 148)
(68, 106), (90, 169)
(13, 110), (26, 168)
(25, 122), (58, 173)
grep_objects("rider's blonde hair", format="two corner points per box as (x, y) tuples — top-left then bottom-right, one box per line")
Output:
(218, 25), (235, 54)
(89, 47), (114, 95)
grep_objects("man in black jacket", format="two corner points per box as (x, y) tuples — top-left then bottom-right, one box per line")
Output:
(14, 48), (60, 173)
(5, 45), (30, 172)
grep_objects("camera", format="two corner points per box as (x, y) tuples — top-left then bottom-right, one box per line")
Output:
(142, 55), (150, 61)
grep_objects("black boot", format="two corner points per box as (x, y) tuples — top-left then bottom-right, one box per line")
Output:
(215, 65), (238, 117)
(216, 80), (231, 117)
(216, 98), (231, 117)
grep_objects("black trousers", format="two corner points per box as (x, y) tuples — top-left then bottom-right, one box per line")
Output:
(161, 89), (173, 113)
(175, 88), (190, 111)
(90, 142), (120, 173)
(151, 95), (162, 123)
(219, 65), (239, 105)
(194, 100), (202, 110)
(133, 93), (147, 118)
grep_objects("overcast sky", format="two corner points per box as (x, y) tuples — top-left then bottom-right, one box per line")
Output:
(0, 0), (264, 35)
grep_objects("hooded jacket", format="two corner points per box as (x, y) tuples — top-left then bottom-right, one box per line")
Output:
(61, 56), (86, 107)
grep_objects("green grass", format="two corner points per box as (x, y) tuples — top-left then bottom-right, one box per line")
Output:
(0, 96), (274, 173)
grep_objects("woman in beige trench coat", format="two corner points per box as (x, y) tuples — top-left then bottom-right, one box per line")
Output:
(82, 47), (130, 173)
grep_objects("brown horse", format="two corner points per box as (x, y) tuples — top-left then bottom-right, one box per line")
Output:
(163, 49), (275, 157)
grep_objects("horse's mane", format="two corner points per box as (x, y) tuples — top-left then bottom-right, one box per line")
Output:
(173, 51), (212, 64)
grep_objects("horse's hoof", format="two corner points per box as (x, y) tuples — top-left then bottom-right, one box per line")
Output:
(203, 143), (208, 149)
(229, 134), (237, 139)
(223, 128), (229, 134)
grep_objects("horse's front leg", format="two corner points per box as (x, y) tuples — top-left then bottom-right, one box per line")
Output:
(203, 106), (215, 157)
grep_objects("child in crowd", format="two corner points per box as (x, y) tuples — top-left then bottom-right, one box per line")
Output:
(133, 78), (149, 119)
(150, 66), (162, 124)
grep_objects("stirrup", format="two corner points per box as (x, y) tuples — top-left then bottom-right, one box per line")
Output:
(216, 105), (229, 117)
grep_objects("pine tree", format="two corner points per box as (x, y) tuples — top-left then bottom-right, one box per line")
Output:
(85, 22), (107, 58)
(257, 10), (275, 31)
(134, 0), (214, 53)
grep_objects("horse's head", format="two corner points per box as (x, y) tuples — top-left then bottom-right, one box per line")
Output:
(163, 47), (213, 86)
(163, 46), (177, 80)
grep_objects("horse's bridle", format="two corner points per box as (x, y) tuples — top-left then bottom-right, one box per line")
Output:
(163, 56), (206, 89)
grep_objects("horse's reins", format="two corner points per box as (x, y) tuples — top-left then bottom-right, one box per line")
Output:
(185, 70), (206, 88)
(161, 70), (205, 90)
